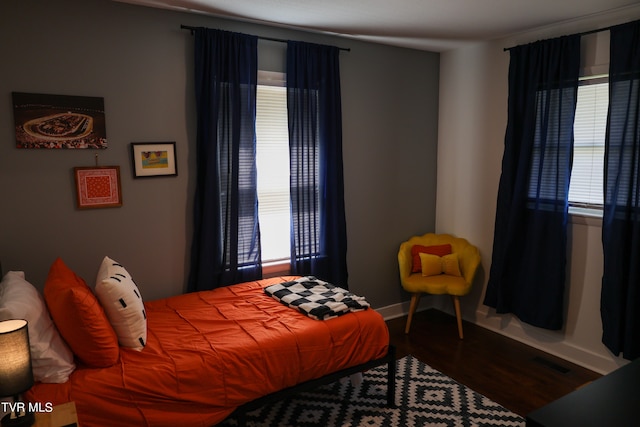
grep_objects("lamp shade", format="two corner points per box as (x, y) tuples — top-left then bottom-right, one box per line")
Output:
(0, 319), (33, 397)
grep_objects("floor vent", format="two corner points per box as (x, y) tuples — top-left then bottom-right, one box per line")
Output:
(533, 356), (571, 374)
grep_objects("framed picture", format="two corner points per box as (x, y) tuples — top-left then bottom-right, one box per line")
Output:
(130, 142), (178, 178)
(74, 166), (122, 209)
(12, 92), (107, 149)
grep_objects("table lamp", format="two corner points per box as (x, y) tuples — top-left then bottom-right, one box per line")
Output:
(0, 319), (34, 427)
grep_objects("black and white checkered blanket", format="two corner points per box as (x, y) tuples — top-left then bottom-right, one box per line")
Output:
(264, 276), (370, 320)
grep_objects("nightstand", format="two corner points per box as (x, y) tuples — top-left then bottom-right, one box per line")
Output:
(526, 358), (640, 426)
(33, 402), (78, 427)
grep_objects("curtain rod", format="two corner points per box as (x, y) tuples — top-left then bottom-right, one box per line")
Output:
(503, 24), (615, 52)
(180, 25), (351, 52)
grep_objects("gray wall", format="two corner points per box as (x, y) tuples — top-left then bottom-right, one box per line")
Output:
(0, 0), (439, 307)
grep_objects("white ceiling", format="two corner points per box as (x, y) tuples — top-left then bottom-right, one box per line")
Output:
(114, 0), (640, 51)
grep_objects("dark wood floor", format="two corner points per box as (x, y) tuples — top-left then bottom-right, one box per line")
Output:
(386, 309), (602, 417)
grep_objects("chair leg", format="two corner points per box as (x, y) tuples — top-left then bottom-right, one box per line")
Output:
(452, 295), (464, 339)
(405, 293), (421, 334)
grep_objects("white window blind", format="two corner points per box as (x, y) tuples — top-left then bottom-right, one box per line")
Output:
(569, 78), (608, 208)
(256, 72), (291, 262)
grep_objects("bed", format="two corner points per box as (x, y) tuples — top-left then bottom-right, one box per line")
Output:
(0, 257), (393, 427)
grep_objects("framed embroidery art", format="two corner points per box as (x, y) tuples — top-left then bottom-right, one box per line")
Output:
(74, 166), (122, 209)
(130, 142), (177, 178)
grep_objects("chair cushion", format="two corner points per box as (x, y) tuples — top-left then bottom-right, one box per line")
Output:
(402, 273), (471, 296)
(411, 244), (452, 273)
(420, 252), (461, 277)
(420, 253), (443, 276)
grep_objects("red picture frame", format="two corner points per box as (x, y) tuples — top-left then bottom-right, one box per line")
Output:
(74, 166), (122, 209)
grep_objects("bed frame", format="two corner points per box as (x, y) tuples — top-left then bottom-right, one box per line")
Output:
(229, 344), (396, 427)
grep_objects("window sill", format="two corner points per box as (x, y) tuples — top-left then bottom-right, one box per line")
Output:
(569, 206), (602, 227)
(262, 260), (291, 278)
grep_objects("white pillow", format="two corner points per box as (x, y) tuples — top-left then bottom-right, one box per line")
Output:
(0, 271), (76, 383)
(95, 257), (147, 351)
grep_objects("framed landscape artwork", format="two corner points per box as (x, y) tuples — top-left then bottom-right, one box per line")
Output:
(12, 92), (107, 149)
(74, 166), (122, 209)
(130, 142), (178, 178)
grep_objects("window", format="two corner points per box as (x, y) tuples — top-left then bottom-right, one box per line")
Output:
(256, 71), (291, 266)
(569, 76), (608, 213)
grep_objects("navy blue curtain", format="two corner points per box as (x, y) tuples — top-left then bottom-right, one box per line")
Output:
(188, 28), (261, 292)
(484, 35), (581, 329)
(601, 20), (640, 360)
(286, 41), (348, 288)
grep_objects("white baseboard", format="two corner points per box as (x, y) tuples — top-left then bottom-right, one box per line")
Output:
(375, 301), (625, 375)
(376, 298), (433, 321)
(473, 306), (625, 375)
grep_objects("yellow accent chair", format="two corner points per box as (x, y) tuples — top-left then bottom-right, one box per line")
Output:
(398, 233), (481, 339)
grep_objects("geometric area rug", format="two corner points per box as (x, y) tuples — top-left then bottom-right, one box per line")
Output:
(219, 355), (525, 426)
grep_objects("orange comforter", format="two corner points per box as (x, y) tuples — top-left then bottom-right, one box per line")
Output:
(26, 277), (389, 426)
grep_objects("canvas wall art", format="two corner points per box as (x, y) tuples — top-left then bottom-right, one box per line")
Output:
(12, 92), (107, 149)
